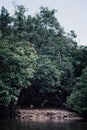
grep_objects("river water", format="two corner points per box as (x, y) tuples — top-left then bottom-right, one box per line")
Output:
(0, 119), (87, 130)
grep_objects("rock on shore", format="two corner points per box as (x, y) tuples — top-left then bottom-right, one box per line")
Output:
(17, 109), (83, 122)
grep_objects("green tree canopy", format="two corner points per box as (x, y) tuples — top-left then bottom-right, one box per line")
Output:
(0, 6), (12, 38)
(67, 67), (87, 115)
(0, 40), (37, 106)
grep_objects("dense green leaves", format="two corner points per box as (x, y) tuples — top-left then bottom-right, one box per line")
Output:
(13, 5), (26, 31)
(34, 56), (61, 93)
(0, 40), (37, 106)
(0, 6), (12, 38)
(67, 67), (87, 115)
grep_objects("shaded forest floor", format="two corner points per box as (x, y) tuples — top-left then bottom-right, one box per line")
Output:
(18, 109), (83, 122)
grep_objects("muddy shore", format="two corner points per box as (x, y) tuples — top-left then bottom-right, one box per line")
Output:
(18, 109), (83, 122)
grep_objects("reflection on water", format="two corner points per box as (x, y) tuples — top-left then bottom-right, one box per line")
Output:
(0, 119), (87, 130)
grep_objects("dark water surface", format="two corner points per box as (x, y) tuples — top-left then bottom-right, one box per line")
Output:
(0, 119), (87, 130)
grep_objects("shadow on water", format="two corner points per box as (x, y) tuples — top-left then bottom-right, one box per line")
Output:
(0, 119), (87, 130)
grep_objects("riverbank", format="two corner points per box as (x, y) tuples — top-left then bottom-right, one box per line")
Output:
(18, 109), (83, 122)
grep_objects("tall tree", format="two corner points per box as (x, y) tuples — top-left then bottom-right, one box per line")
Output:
(13, 5), (26, 31)
(67, 67), (87, 115)
(0, 6), (12, 38)
(22, 7), (77, 107)
(0, 39), (37, 107)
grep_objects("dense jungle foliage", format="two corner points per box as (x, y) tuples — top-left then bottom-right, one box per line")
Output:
(0, 5), (87, 118)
